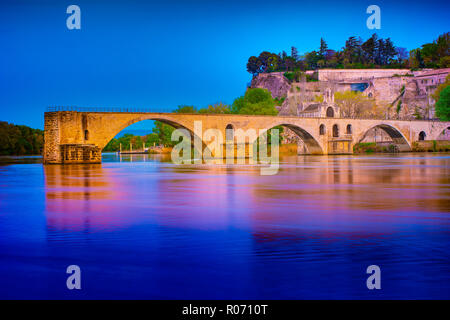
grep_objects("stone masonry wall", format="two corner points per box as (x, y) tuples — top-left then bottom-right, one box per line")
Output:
(44, 112), (61, 164)
(318, 69), (411, 81)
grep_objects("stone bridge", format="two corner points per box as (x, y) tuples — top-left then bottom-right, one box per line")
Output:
(44, 110), (450, 164)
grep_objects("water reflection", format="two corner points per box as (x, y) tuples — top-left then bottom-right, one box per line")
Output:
(42, 153), (450, 235)
(2, 153), (448, 298)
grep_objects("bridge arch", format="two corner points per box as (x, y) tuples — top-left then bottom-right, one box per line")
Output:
(96, 114), (206, 154)
(356, 123), (411, 151)
(418, 131), (426, 141)
(256, 123), (324, 155)
(435, 126), (450, 140)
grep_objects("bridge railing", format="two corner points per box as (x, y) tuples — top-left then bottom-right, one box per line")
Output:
(45, 106), (442, 122)
(46, 106), (173, 113)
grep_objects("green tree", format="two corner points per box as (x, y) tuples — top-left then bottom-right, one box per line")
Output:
(439, 56), (450, 68)
(343, 36), (362, 65)
(334, 91), (383, 118)
(409, 48), (424, 69)
(0, 121), (44, 155)
(149, 105), (197, 147)
(421, 42), (438, 67)
(131, 135), (144, 149)
(152, 121), (175, 146)
(175, 105), (197, 113)
(232, 88), (278, 115)
(267, 54), (279, 72)
(319, 38), (328, 60)
(103, 138), (119, 151)
(409, 32), (449, 68)
(384, 38), (397, 64)
(198, 102), (231, 114)
(258, 51), (273, 72)
(247, 56), (262, 76)
(145, 133), (160, 146)
(436, 32), (450, 67)
(291, 47), (298, 61)
(284, 56), (296, 71)
(304, 50), (320, 69)
(362, 34), (377, 64)
(435, 86), (450, 121)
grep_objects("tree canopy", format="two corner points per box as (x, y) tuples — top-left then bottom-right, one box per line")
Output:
(198, 102), (231, 114)
(334, 91), (384, 119)
(232, 88), (278, 115)
(0, 122), (43, 155)
(246, 32), (450, 76)
(435, 86), (450, 121)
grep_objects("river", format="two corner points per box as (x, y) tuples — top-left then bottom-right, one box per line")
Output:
(0, 153), (449, 299)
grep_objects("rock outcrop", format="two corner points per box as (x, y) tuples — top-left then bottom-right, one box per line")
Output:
(250, 72), (291, 99)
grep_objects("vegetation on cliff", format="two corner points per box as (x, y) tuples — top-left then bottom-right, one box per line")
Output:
(0, 121), (43, 155)
(334, 91), (383, 119)
(435, 86), (450, 121)
(433, 74), (450, 121)
(246, 32), (450, 75)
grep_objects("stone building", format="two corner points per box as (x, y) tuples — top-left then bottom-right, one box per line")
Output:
(298, 88), (340, 118)
(414, 68), (450, 94)
(252, 68), (450, 121)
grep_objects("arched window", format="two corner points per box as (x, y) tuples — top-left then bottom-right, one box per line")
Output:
(332, 124), (339, 137)
(84, 130), (89, 141)
(346, 124), (352, 134)
(326, 107), (334, 118)
(225, 124), (234, 141)
(368, 92), (373, 99)
(319, 124), (325, 135)
(419, 131), (426, 141)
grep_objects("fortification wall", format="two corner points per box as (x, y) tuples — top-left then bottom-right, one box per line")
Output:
(318, 69), (411, 81)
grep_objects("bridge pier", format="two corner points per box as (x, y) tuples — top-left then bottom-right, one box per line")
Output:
(44, 112), (62, 164)
(328, 138), (353, 154)
(44, 112), (102, 164)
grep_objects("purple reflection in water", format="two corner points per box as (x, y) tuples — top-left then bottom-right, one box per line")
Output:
(0, 153), (449, 299)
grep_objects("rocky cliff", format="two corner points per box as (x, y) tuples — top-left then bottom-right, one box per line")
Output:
(250, 72), (291, 99)
(252, 71), (438, 120)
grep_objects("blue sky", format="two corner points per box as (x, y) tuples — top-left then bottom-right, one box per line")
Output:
(0, 0), (449, 129)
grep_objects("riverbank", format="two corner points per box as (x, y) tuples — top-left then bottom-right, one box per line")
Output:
(353, 141), (450, 154)
(148, 146), (173, 154)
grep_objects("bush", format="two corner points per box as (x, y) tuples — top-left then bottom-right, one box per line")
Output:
(283, 72), (295, 82)
(387, 144), (400, 153)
